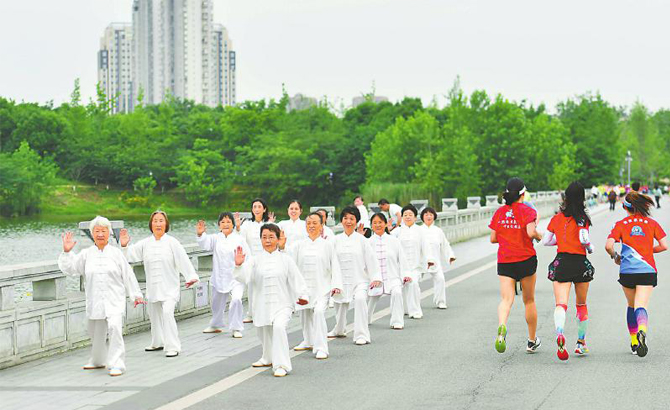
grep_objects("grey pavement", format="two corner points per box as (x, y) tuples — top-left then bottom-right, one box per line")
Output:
(3, 200), (670, 410)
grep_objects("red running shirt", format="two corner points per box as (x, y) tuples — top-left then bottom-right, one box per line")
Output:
(547, 213), (589, 256)
(489, 203), (538, 263)
(608, 215), (666, 273)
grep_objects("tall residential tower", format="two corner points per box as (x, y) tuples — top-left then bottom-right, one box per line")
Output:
(97, 23), (134, 113)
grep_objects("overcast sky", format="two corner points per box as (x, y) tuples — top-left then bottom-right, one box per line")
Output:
(1, 0), (668, 111)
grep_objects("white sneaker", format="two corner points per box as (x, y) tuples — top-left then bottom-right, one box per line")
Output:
(252, 360), (272, 367)
(315, 351), (328, 360)
(165, 351), (179, 357)
(202, 327), (223, 333)
(109, 368), (123, 377)
(232, 331), (243, 338)
(274, 368), (288, 377)
(83, 363), (105, 370)
(391, 324), (404, 330)
(327, 330), (346, 339)
(355, 338), (369, 345)
(243, 316), (253, 323)
(437, 303), (448, 309)
(293, 341), (313, 351)
(410, 314), (423, 319)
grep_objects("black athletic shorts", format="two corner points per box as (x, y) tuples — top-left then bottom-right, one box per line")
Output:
(618, 273), (657, 289)
(548, 253), (594, 283)
(498, 256), (537, 281)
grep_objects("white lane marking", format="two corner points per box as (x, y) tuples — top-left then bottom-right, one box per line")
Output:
(157, 260), (497, 410)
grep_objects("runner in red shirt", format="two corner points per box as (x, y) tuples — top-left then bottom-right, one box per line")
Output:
(605, 192), (667, 358)
(542, 182), (594, 361)
(489, 177), (543, 354)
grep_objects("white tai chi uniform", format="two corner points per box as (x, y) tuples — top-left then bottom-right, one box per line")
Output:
(368, 233), (408, 328)
(392, 224), (429, 318)
(123, 234), (198, 353)
(331, 231), (380, 343)
(278, 218), (308, 248)
(58, 245), (143, 372)
(420, 223), (456, 307)
(357, 205), (371, 229)
(239, 219), (267, 319)
(234, 249), (309, 373)
(289, 237), (343, 356)
(197, 231), (250, 332)
(321, 225), (336, 242)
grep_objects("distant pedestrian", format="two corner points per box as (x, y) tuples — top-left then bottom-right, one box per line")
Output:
(542, 182), (594, 361)
(489, 177), (543, 354)
(653, 186), (662, 208)
(378, 199), (402, 231)
(605, 192), (667, 357)
(608, 189), (618, 211)
(420, 207), (456, 309)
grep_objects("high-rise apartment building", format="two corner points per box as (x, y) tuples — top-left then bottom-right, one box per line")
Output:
(98, 23), (134, 113)
(212, 23), (236, 106)
(126, 0), (235, 108)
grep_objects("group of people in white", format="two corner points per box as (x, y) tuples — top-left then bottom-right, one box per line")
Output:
(58, 197), (456, 377)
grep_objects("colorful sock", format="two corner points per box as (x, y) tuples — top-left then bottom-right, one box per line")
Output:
(554, 304), (567, 335)
(635, 307), (648, 334)
(576, 304), (588, 342)
(627, 307), (638, 346)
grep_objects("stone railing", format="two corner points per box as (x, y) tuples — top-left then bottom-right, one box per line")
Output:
(0, 192), (562, 370)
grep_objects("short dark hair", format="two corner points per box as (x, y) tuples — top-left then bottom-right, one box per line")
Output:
(420, 207), (438, 222)
(217, 212), (235, 228)
(378, 198), (390, 206)
(370, 212), (387, 224)
(632, 182), (641, 191)
(149, 210), (170, 233)
(316, 208), (328, 224)
(306, 212), (323, 224)
(340, 206), (360, 222)
(354, 195), (363, 202)
(260, 223), (281, 239)
(401, 204), (418, 217)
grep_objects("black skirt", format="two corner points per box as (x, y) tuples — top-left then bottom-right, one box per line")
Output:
(548, 253), (594, 283)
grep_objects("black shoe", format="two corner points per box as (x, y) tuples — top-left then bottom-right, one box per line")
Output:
(526, 336), (541, 353)
(636, 331), (648, 357)
(631, 344), (638, 355)
(145, 346), (164, 352)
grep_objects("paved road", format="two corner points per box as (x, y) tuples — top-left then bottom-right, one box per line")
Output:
(1, 200), (668, 410)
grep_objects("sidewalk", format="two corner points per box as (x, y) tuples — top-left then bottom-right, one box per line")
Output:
(0, 203), (609, 410)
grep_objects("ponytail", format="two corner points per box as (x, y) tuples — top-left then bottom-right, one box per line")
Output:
(623, 192), (655, 217)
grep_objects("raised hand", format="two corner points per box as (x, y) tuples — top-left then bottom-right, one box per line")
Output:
(62, 232), (77, 253)
(234, 212), (242, 230)
(268, 212), (276, 223)
(234, 246), (246, 266)
(278, 230), (287, 250)
(119, 229), (130, 247)
(196, 220), (206, 237)
(356, 223), (365, 235)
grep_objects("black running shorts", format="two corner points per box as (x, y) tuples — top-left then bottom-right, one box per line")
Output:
(497, 256), (538, 281)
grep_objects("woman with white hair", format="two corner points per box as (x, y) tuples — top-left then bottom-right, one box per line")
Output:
(58, 216), (145, 377)
(120, 210), (199, 358)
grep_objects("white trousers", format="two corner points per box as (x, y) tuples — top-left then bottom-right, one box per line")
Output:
(149, 299), (180, 352)
(210, 283), (244, 331)
(403, 280), (423, 317)
(368, 286), (404, 328)
(87, 315), (125, 371)
(331, 283), (371, 343)
(429, 271), (446, 306)
(257, 308), (292, 372)
(299, 297), (329, 355)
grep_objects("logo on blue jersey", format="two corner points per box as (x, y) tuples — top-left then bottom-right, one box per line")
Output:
(630, 226), (645, 237)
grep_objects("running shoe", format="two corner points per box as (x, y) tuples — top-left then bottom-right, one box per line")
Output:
(495, 324), (507, 353)
(574, 342), (589, 356)
(636, 330), (648, 358)
(526, 336), (541, 353)
(556, 334), (569, 361)
(631, 344), (638, 355)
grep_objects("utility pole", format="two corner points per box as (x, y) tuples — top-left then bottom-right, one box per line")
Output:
(626, 150), (632, 187)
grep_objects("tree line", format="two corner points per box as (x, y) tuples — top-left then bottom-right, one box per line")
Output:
(1, 80), (669, 217)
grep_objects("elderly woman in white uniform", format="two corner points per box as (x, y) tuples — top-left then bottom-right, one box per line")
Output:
(328, 206), (381, 345)
(368, 213), (412, 330)
(420, 207), (456, 309)
(58, 216), (145, 377)
(196, 212), (251, 337)
(289, 212), (343, 359)
(120, 211), (198, 358)
(392, 205), (430, 319)
(278, 200), (308, 247)
(233, 223), (309, 377)
(235, 198), (274, 323)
